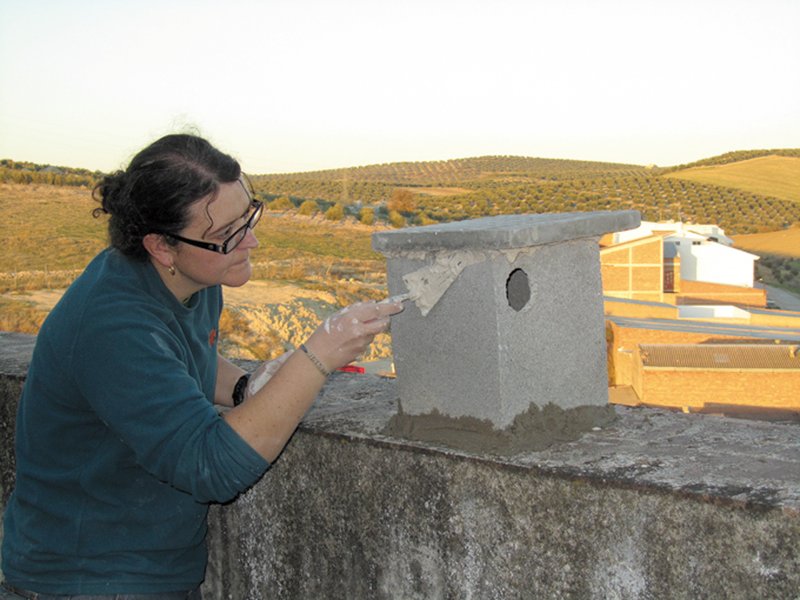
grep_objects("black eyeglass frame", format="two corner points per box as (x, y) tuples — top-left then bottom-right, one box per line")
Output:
(163, 199), (263, 255)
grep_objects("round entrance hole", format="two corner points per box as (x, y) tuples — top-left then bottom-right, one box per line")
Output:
(506, 268), (530, 311)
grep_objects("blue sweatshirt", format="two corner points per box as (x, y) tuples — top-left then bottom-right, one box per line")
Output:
(2, 248), (269, 594)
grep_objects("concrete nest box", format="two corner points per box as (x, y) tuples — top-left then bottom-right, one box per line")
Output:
(372, 211), (641, 453)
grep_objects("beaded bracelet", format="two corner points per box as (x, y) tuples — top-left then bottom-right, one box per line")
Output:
(300, 343), (332, 377)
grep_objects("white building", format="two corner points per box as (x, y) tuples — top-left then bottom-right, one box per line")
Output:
(612, 220), (733, 246)
(612, 221), (759, 288)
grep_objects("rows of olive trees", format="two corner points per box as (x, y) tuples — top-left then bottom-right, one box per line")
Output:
(256, 166), (800, 234)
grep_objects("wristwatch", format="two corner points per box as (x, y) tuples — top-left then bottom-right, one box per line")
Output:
(232, 373), (251, 406)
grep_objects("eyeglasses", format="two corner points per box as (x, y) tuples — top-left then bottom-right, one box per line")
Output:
(164, 199), (263, 255)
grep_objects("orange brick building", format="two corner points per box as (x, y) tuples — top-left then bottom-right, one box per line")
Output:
(600, 235), (666, 303)
(605, 313), (800, 388)
(632, 344), (800, 417)
(600, 228), (800, 415)
(677, 279), (766, 308)
(600, 234), (766, 308)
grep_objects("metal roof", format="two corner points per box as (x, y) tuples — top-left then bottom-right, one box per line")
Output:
(639, 344), (800, 370)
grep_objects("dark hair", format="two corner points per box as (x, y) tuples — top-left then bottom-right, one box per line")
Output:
(93, 134), (242, 260)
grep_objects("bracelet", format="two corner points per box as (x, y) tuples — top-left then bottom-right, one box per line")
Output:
(232, 373), (251, 406)
(299, 344), (332, 377)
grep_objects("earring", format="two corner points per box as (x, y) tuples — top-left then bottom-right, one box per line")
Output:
(168, 265), (176, 276)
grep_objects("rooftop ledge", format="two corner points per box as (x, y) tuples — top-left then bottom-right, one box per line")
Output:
(2, 330), (798, 514)
(300, 372), (800, 514)
(2, 332), (799, 597)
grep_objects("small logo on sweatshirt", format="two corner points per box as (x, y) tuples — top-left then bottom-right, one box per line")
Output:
(208, 328), (217, 347)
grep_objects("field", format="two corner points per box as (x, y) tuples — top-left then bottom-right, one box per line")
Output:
(0, 184), (107, 272)
(733, 226), (800, 294)
(664, 156), (800, 204)
(3, 148), (800, 356)
(253, 154), (800, 235)
(733, 226), (800, 258)
(0, 183), (389, 360)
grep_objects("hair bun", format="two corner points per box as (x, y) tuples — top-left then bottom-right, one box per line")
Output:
(95, 171), (128, 216)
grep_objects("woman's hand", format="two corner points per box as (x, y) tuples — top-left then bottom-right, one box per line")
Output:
(224, 298), (404, 461)
(304, 300), (404, 373)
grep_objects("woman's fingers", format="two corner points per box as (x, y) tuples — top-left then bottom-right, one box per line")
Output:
(358, 316), (392, 336)
(351, 300), (404, 323)
(306, 300), (402, 370)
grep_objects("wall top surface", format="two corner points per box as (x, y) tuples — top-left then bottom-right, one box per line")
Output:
(372, 210), (641, 254)
(3, 333), (798, 512)
(296, 371), (800, 513)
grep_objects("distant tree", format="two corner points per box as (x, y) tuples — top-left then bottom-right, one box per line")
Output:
(325, 203), (345, 221)
(388, 210), (405, 228)
(267, 196), (293, 211)
(387, 189), (416, 215)
(298, 200), (318, 216)
(359, 206), (375, 226)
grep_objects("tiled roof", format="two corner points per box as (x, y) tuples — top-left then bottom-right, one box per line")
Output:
(609, 315), (800, 342)
(639, 344), (800, 370)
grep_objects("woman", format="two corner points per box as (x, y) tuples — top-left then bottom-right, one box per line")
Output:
(1, 134), (402, 598)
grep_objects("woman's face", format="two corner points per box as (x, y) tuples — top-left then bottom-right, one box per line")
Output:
(171, 179), (260, 292)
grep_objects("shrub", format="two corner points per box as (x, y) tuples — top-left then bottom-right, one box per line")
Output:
(359, 206), (375, 226)
(325, 203), (345, 221)
(388, 189), (416, 215)
(298, 200), (318, 216)
(388, 210), (405, 228)
(415, 212), (437, 226)
(267, 196), (294, 211)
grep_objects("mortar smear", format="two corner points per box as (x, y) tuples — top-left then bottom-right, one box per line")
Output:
(402, 251), (483, 316)
(385, 403), (617, 455)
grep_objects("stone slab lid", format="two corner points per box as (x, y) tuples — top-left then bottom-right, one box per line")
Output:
(372, 210), (641, 253)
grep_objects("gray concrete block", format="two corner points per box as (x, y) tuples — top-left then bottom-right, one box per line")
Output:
(372, 211), (640, 435)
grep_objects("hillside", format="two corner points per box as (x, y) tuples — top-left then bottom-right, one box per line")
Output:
(663, 148), (800, 171)
(664, 155), (800, 204)
(252, 152), (800, 236)
(734, 226), (800, 258)
(0, 159), (101, 187)
(254, 155), (645, 184)
(732, 227), (800, 294)
(0, 183), (389, 360)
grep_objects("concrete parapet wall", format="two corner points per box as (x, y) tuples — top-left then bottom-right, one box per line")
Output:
(2, 332), (799, 599)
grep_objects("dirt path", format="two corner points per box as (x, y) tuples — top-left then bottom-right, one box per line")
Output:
(221, 280), (337, 307)
(3, 289), (67, 311)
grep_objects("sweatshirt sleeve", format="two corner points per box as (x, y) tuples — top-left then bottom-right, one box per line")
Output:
(70, 303), (269, 504)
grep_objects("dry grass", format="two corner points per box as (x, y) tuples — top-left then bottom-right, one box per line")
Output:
(733, 226), (800, 258)
(0, 184), (393, 361)
(0, 184), (107, 272)
(0, 296), (48, 334)
(733, 227), (800, 294)
(664, 156), (800, 204)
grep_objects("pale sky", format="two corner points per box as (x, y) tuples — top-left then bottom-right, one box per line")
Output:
(1, 0), (798, 174)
